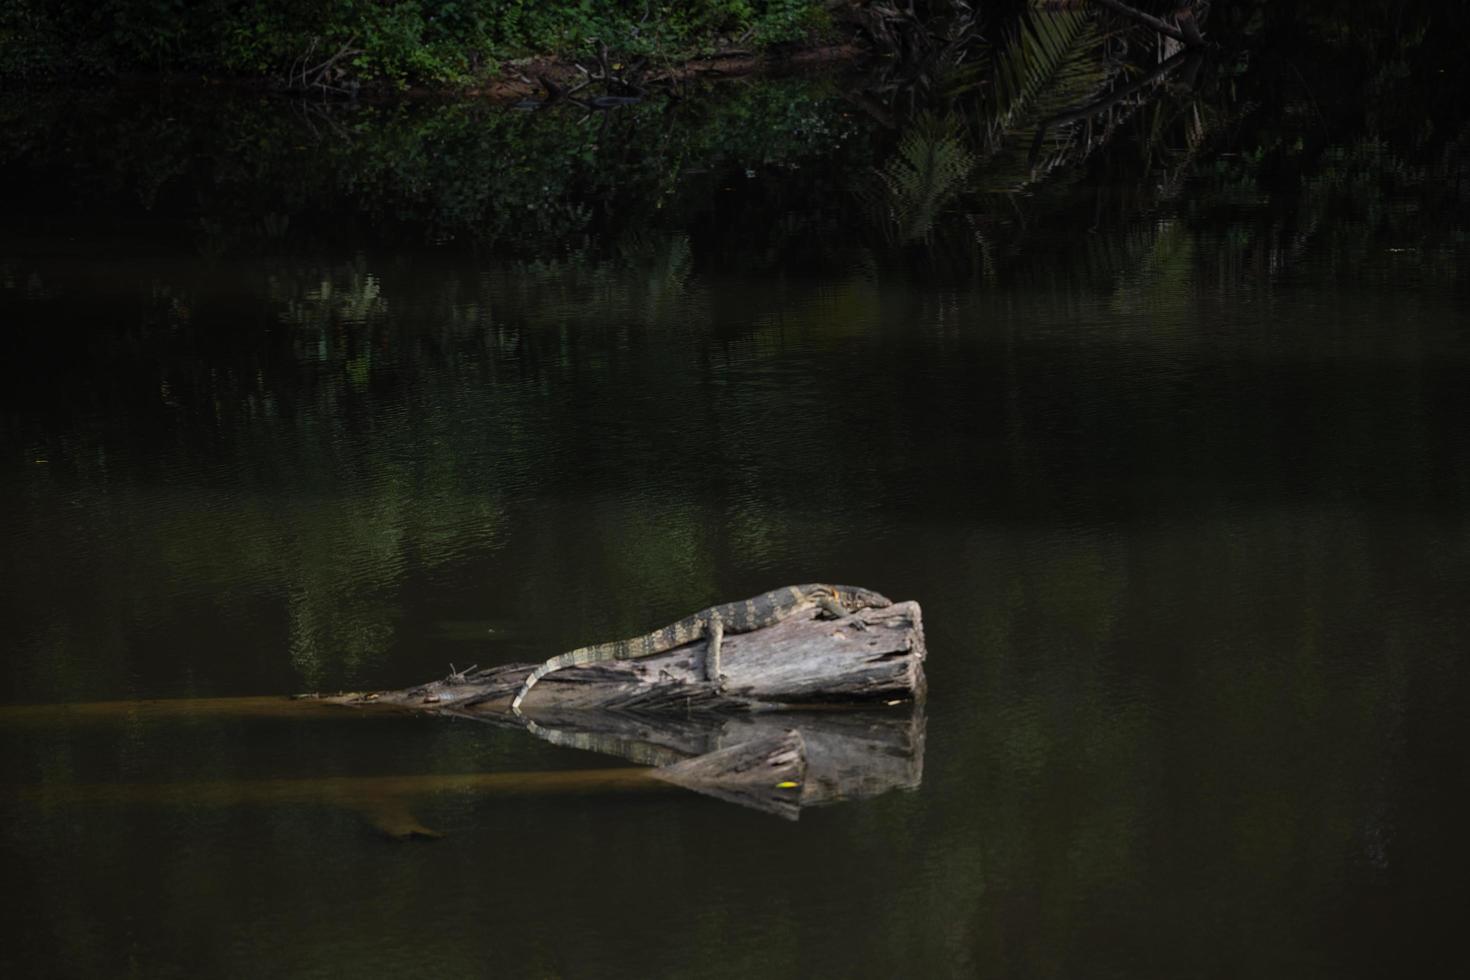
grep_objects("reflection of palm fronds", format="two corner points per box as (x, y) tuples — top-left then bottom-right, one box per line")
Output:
(499, 234), (700, 330)
(1146, 93), (1219, 200)
(276, 258), (387, 333)
(874, 113), (975, 243)
(972, 6), (1111, 193)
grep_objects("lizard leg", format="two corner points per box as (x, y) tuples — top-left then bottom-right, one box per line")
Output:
(817, 595), (868, 630)
(816, 596), (845, 619)
(705, 613), (725, 689)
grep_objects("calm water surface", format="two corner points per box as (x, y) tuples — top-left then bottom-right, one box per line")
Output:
(1, 85), (1468, 978)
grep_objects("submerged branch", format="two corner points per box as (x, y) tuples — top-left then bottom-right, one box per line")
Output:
(15, 768), (674, 839)
(0, 695), (363, 728)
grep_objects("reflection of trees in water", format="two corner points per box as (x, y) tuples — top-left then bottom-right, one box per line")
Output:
(275, 259), (388, 334)
(493, 234), (699, 332)
(6, 466), (509, 696)
(1, 255), (516, 694)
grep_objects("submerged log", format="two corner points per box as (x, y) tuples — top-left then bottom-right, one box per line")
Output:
(0, 695), (353, 728)
(18, 768), (680, 839)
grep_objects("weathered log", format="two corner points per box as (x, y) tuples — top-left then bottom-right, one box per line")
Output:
(335, 599), (926, 718)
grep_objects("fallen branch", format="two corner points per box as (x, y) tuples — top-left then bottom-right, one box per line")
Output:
(284, 35), (363, 94)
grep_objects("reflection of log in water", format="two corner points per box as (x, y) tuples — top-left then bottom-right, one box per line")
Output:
(7, 709), (921, 832)
(471, 707), (927, 813)
(652, 714), (926, 819)
(7, 731), (818, 832)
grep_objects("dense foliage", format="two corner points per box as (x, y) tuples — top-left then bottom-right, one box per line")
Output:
(5, 1), (1468, 286)
(0, 0), (834, 85)
(0, 77), (873, 267)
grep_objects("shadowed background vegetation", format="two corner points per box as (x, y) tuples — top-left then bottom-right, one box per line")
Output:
(0, 0), (838, 85)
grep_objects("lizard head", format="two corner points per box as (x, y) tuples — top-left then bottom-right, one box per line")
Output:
(827, 585), (892, 609)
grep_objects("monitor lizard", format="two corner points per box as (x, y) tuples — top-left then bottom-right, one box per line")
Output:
(509, 584), (892, 717)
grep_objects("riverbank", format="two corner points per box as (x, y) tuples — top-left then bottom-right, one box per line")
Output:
(469, 41), (867, 104)
(0, 0), (864, 95)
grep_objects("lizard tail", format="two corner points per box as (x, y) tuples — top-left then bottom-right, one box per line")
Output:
(509, 644), (612, 717)
(509, 659), (559, 716)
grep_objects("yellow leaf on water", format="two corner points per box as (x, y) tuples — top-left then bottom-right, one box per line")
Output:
(776, 781), (799, 789)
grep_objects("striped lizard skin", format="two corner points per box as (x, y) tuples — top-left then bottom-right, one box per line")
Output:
(509, 584), (892, 717)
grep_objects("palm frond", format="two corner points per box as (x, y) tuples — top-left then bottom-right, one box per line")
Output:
(873, 112), (976, 243)
(971, 6), (1113, 193)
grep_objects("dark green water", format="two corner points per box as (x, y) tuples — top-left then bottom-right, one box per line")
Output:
(3, 64), (1469, 977)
